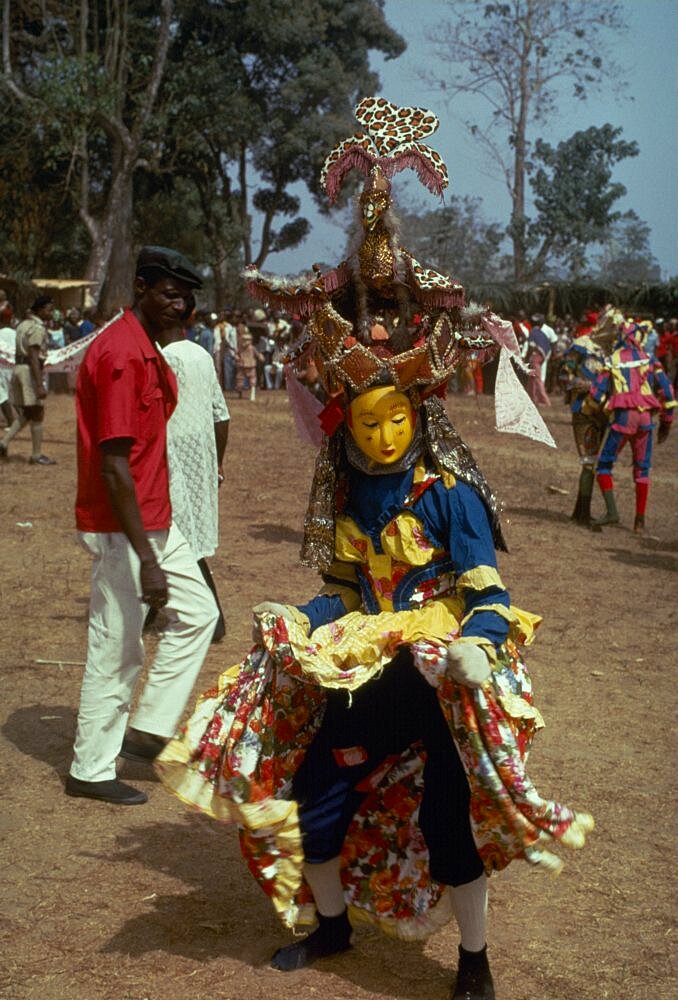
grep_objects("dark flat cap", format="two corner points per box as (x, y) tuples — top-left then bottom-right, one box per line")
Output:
(136, 245), (203, 289)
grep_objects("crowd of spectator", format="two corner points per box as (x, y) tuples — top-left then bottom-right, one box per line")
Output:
(2, 285), (677, 428)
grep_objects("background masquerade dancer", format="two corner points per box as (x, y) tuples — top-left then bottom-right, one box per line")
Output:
(157, 98), (593, 1000)
(590, 316), (675, 532)
(558, 308), (616, 526)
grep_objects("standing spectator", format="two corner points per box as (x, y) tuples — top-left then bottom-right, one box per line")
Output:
(512, 310), (531, 360)
(538, 315), (558, 384)
(79, 307), (98, 338)
(63, 308), (82, 343)
(250, 309), (270, 388)
(657, 318), (677, 390)
(219, 311), (238, 392)
(0, 289), (14, 326)
(264, 335), (286, 390)
(525, 315), (551, 408)
(0, 323), (16, 429)
(0, 295), (56, 464)
(235, 326), (264, 401)
(48, 309), (65, 349)
(151, 301), (230, 643)
(66, 246), (218, 806)
(638, 318), (659, 359)
(193, 310), (215, 355)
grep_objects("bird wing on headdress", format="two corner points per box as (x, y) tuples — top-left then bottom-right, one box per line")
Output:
(399, 250), (465, 311)
(321, 97), (449, 202)
(244, 265), (352, 319)
(244, 266), (325, 317)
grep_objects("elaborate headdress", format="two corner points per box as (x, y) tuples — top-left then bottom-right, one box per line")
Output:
(244, 97), (556, 569)
(320, 96), (449, 202)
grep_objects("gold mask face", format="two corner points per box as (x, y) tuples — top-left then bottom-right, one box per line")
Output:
(347, 386), (416, 465)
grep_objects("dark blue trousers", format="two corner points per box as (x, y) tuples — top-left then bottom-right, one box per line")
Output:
(293, 648), (484, 887)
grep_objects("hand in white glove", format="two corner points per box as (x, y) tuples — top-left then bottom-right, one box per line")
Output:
(251, 601), (300, 643)
(445, 642), (492, 688)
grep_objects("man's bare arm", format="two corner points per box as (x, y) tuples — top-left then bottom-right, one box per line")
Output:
(100, 438), (168, 607)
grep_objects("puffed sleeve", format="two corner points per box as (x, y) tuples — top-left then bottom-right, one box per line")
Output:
(448, 482), (511, 655)
(296, 558), (362, 632)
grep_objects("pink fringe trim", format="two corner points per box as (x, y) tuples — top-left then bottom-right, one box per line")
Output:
(323, 263), (351, 293)
(415, 288), (465, 310)
(324, 148), (446, 202)
(244, 279), (324, 319)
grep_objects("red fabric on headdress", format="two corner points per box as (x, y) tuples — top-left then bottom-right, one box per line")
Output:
(319, 395), (346, 436)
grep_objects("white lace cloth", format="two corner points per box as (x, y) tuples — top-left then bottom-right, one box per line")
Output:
(161, 340), (230, 559)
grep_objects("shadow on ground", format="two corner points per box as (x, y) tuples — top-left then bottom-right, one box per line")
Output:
(95, 810), (451, 996)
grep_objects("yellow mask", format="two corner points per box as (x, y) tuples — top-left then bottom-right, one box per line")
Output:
(347, 386), (416, 465)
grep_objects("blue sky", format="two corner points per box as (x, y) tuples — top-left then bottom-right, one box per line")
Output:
(265, 0), (678, 280)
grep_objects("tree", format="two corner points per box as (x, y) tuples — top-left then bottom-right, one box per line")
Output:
(0, 0), (406, 311)
(527, 124), (639, 279)
(398, 197), (511, 286)
(1, 0), (173, 315)
(159, 0), (405, 304)
(423, 0), (626, 281)
(591, 210), (661, 284)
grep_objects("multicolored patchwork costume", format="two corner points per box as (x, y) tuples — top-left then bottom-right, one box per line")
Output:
(157, 97), (591, 999)
(591, 324), (675, 530)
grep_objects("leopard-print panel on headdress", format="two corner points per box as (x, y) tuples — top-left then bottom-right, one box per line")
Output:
(321, 97), (449, 202)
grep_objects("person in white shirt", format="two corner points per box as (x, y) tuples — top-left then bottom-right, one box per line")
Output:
(152, 313), (230, 641)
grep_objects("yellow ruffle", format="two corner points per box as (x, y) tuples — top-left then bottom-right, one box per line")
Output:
(461, 603), (542, 646)
(277, 598), (539, 691)
(456, 565), (506, 594)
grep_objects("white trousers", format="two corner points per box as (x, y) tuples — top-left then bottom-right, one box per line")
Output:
(70, 523), (219, 782)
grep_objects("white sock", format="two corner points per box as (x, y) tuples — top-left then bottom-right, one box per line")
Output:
(30, 421), (43, 459)
(449, 873), (488, 952)
(2, 414), (27, 446)
(303, 857), (345, 917)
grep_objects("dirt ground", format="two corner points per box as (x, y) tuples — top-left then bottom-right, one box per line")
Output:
(1, 387), (676, 1000)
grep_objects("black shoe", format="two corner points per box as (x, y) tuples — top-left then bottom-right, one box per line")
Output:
(28, 454), (57, 465)
(452, 945), (495, 999)
(270, 910), (352, 972)
(119, 729), (167, 763)
(0, 442), (7, 460)
(65, 775), (148, 805)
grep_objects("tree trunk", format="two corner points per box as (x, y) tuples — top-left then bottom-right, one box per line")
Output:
(212, 237), (227, 311)
(98, 172), (134, 317)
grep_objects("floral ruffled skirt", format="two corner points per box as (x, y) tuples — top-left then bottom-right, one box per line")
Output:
(157, 599), (593, 938)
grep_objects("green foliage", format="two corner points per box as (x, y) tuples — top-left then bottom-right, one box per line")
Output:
(161, 0), (406, 270)
(528, 124), (639, 277)
(0, 0), (406, 301)
(424, 0), (628, 279)
(590, 211), (661, 284)
(399, 197), (512, 286)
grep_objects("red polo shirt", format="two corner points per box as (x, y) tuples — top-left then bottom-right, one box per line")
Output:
(75, 309), (177, 532)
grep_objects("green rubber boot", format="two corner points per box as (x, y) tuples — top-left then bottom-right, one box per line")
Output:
(571, 466), (595, 525)
(592, 489), (620, 526)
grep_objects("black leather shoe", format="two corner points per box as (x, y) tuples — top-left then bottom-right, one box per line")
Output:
(452, 945), (495, 999)
(65, 775), (148, 805)
(119, 729), (167, 763)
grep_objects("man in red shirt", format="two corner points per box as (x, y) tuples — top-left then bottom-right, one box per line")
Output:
(66, 246), (219, 805)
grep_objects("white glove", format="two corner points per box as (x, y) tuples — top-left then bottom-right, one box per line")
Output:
(252, 601), (296, 620)
(445, 642), (492, 688)
(251, 601), (301, 642)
